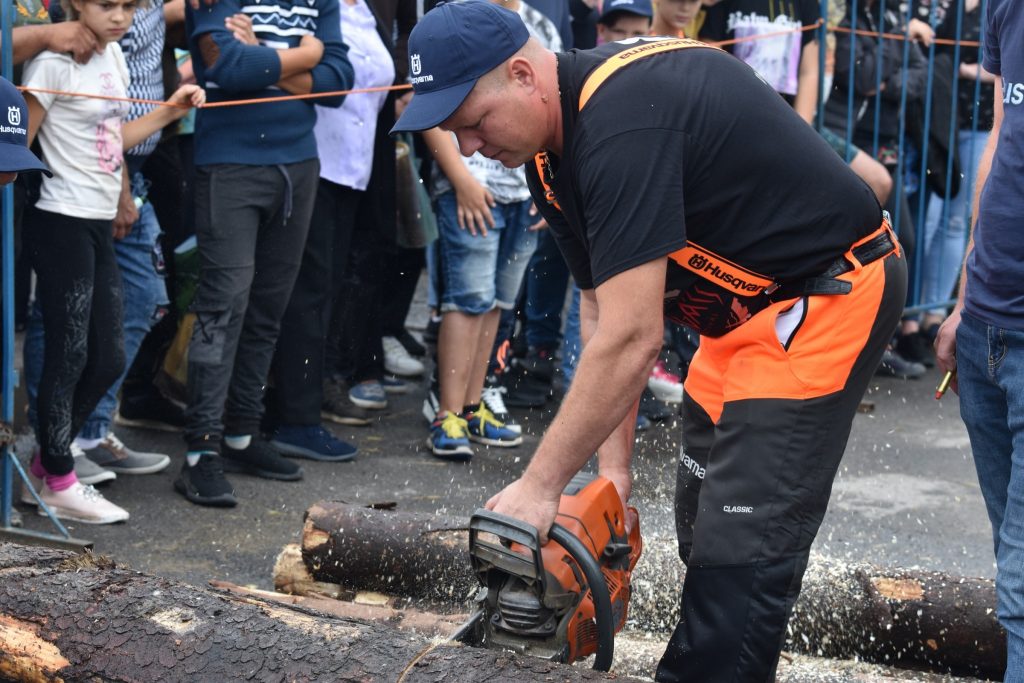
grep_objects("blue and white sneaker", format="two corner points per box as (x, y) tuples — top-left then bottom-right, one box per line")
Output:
(428, 412), (473, 461)
(381, 376), (410, 394)
(349, 380), (387, 409)
(481, 378), (521, 435)
(270, 424), (358, 462)
(463, 405), (522, 447)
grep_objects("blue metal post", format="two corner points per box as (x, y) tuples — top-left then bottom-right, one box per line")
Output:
(2, 0), (16, 531)
(844, 0), (859, 162)
(816, 0), (827, 131)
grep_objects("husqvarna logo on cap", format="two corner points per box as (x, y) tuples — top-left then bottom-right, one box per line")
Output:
(7, 106), (20, 126)
(391, 0), (530, 133)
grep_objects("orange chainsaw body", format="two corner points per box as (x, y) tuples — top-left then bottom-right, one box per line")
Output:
(466, 474), (642, 665)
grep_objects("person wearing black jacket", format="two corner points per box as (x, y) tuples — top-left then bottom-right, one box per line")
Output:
(824, 0), (928, 371)
(916, 0), (994, 342)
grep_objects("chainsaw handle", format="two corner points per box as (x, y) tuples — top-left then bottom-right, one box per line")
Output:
(549, 523), (615, 672)
(469, 509), (546, 584)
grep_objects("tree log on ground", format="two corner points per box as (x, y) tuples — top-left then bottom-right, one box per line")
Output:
(0, 542), (642, 682)
(228, 575), (988, 683)
(295, 501), (1006, 680)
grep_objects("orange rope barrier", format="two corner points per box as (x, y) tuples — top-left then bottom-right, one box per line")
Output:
(709, 19), (823, 49)
(14, 24), (981, 109)
(199, 82), (410, 108)
(830, 24), (980, 47)
(16, 82), (412, 109)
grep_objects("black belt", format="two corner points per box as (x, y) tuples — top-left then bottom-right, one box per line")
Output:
(765, 228), (897, 303)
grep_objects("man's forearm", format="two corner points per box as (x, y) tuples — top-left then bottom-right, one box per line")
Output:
(577, 289), (637, 479)
(9, 25), (50, 65)
(523, 266), (664, 496)
(524, 325), (655, 493)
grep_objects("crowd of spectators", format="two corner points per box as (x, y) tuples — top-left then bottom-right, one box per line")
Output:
(0, 0), (993, 523)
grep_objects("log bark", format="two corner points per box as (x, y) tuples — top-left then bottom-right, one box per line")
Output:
(0, 542), (643, 682)
(241, 574), (987, 683)
(301, 501), (477, 603)
(295, 501), (1006, 680)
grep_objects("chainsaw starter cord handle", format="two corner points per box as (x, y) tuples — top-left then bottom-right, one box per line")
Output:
(548, 523), (615, 672)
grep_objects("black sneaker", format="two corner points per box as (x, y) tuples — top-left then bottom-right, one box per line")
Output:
(876, 349), (927, 379)
(423, 314), (441, 344)
(502, 364), (550, 408)
(640, 387), (675, 422)
(322, 378), (371, 426)
(896, 331), (935, 368)
(115, 392), (185, 432)
(174, 454), (237, 507)
(220, 439), (304, 481)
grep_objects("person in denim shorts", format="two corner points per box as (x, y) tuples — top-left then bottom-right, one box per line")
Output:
(417, 0), (561, 460)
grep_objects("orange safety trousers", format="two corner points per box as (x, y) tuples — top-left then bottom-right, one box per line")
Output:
(656, 222), (907, 682)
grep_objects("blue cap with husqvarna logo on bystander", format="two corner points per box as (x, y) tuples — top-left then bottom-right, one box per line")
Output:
(599, 0), (653, 22)
(390, 0), (530, 133)
(0, 77), (51, 177)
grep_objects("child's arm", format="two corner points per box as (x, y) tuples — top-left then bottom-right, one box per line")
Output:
(23, 93), (46, 147)
(794, 40), (819, 124)
(122, 84), (205, 150)
(422, 126), (496, 237)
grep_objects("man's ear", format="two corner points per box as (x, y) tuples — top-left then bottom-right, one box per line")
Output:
(508, 55), (538, 93)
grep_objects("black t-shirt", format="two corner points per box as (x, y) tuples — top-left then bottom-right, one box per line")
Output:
(526, 38), (881, 310)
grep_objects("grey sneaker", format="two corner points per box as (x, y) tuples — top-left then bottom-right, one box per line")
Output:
(84, 432), (171, 475)
(72, 443), (117, 485)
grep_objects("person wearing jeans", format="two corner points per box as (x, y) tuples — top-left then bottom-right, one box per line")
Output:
(935, 1), (1024, 676)
(919, 129), (988, 328)
(918, 0), (995, 339)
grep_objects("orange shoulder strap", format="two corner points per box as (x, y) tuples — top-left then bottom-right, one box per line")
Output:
(577, 38), (721, 111)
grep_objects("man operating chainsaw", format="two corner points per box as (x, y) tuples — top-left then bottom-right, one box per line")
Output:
(393, 2), (906, 680)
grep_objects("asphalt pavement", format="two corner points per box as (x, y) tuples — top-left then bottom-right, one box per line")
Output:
(10, 338), (992, 589)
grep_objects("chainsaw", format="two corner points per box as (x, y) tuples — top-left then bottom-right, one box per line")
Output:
(454, 473), (642, 671)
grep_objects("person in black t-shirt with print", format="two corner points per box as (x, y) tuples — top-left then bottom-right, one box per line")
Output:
(393, 3), (906, 680)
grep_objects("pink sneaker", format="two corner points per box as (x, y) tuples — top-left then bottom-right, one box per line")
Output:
(37, 482), (129, 524)
(648, 360), (683, 404)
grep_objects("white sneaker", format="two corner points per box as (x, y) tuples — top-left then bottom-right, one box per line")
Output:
(37, 481), (129, 524)
(20, 471), (42, 507)
(383, 336), (425, 377)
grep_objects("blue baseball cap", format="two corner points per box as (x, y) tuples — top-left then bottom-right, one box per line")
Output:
(0, 77), (50, 177)
(391, 1), (530, 133)
(599, 0), (653, 23)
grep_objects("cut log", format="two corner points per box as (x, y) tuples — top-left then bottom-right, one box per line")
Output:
(294, 501), (1006, 680)
(301, 501), (477, 603)
(0, 542), (641, 682)
(237, 576), (987, 683)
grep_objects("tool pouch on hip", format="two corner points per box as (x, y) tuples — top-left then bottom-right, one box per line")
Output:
(663, 242), (776, 338)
